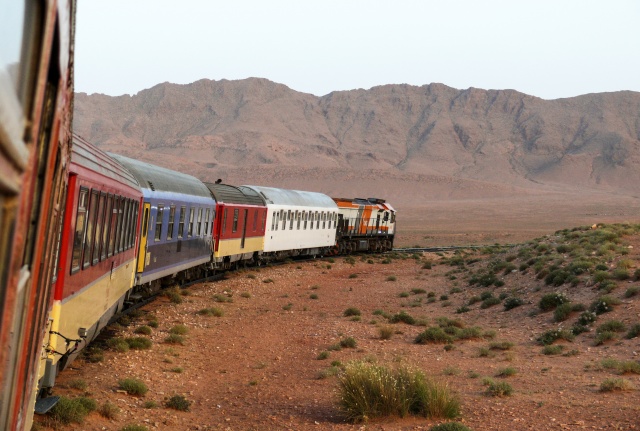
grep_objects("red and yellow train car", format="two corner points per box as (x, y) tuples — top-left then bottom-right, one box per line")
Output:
(0, 0), (76, 429)
(333, 197), (396, 253)
(204, 182), (267, 268)
(38, 135), (142, 392)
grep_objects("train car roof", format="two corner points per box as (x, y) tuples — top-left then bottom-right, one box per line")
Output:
(203, 182), (265, 206)
(333, 197), (395, 212)
(71, 134), (139, 191)
(239, 185), (337, 208)
(108, 153), (212, 198)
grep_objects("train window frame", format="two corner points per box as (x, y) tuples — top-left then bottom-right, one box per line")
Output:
(222, 208), (228, 234)
(196, 207), (203, 236)
(296, 211), (301, 230)
(92, 192), (106, 265)
(252, 209), (258, 231)
(188, 207), (194, 237)
(177, 205), (185, 238)
(115, 196), (124, 254)
(132, 204), (139, 246)
(204, 208), (210, 236)
(167, 205), (175, 240)
(155, 204), (164, 241)
(108, 196), (118, 256)
(123, 200), (131, 250)
(232, 208), (239, 233)
(128, 200), (136, 248)
(310, 211), (314, 230)
(289, 210), (293, 230)
(210, 209), (216, 235)
(82, 189), (99, 269)
(271, 211), (275, 231)
(70, 187), (89, 274)
(102, 194), (113, 260)
(281, 210), (286, 230)
(316, 211), (320, 229)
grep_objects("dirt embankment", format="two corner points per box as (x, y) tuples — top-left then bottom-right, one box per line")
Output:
(39, 228), (640, 431)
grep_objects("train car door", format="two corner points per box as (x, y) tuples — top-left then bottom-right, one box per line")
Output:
(240, 209), (248, 249)
(137, 203), (150, 273)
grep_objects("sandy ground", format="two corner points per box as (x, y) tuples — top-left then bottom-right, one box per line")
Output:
(38, 230), (640, 431)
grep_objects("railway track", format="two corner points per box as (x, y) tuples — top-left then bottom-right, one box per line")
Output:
(393, 244), (516, 253)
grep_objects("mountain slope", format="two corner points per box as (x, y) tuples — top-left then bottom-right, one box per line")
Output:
(73, 79), (640, 205)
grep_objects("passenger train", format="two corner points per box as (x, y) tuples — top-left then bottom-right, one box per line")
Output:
(0, 2), (395, 429)
(37, 134), (396, 412)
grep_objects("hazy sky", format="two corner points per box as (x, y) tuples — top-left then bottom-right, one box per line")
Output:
(75, 0), (640, 100)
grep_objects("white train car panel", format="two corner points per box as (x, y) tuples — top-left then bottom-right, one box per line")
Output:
(239, 186), (338, 256)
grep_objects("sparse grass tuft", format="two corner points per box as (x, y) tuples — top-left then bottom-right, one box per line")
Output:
(387, 275), (397, 282)
(106, 337), (130, 352)
(68, 379), (87, 391)
(537, 329), (574, 345)
(134, 325), (152, 335)
(503, 297), (524, 311)
(169, 324), (189, 335)
(121, 426), (148, 431)
(626, 324), (640, 339)
(337, 361), (460, 423)
(48, 396), (97, 425)
(98, 401), (120, 419)
(390, 311), (416, 325)
(495, 367), (517, 377)
(340, 337), (357, 348)
(317, 351), (330, 360)
(624, 286), (639, 298)
(343, 307), (361, 317)
(166, 395), (192, 411)
(483, 378), (513, 397)
(118, 378), (148, 396)
(379, 326), (394, 340)
(164, 334), (185, 345)
(125, 337), (152, 350)
(429, 422), (473, 431)
(600, 378), (635, 392)
(542, 345), (564, 355)
(197, 307), (224, 317)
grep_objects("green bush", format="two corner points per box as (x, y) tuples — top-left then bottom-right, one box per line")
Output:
(118, 378), (148, 396)
(106, 337), (130, 352)
(166, 395), (192, 411)
(98, 401), (120, 419)
(594, 331), (616, 346)
(343, 307), (361, 317)
(134, 326), (152, 335)
(340, 337), (357, 348)
(125, 337), (152, 350)
(337, 361), (460, 423)
(390, 311), (416, 325)
(480, 297), (501, 309)
(503, 297), (524, 311)
(539, 293), (569, 311)
(169, 324), (189, 335)
(590, 295), (621, 315)
(553, 303), (574, 322)
(624, 286), (639, 298)
(49, 396), (97, 425)
(577, 311), (597, 326)
(626, 323), (640, 339)
(542, 345), (563, 355)
(164, 334), (185, 345)
(379, 326), (394, 340)
(596, 320), (626, 334)
(416, 327), (455, 344)
(537, 329), (574, 345)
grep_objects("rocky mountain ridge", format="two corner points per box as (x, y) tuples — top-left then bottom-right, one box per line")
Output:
(73, 78), (640, 207)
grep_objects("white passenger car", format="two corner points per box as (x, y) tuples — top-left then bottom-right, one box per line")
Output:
(239, 186), (338, 258)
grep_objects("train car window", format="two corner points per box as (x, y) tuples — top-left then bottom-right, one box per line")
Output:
(274, 212), (278, 231)
(102, 195), (113, 260)
(210, 209), (216, 235)
(196, 207), (203, 236)
(83, 190), (99, 269)
(232, 208), (239, 233)
(296, 211), (301, 230)
(322, 212), (325, 229)
(303, 211), (307, 230)
(123, 200), (131, 250)
(188, 207), (194, 237)
(121, 200), (130, 251)
(310, 211), (314, 230)
(271, 211), (275, 231)
(204, 208), (210, 236)
(252, 209), (258, 231)
(71, 188), (89, 273)
(115, 196), (124, 253)
(128, 200), (136, 248)
(92, 193), (106, 264)
(177, 206), (185, 238)
(108, 196), (118, 256)
(222, 208), (228, 234)
(155, 205), (164, 241)
(281, 210), (286, 230)
(132, 204), (139, 246)
(167, 205), (175, 240)
(316, 211), (320, 229)
(288, 210), (293, 230)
